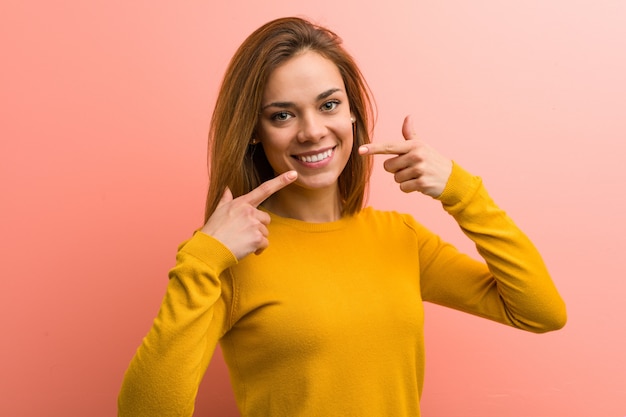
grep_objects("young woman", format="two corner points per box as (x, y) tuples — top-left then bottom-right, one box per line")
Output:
(118, 16), (566, 417)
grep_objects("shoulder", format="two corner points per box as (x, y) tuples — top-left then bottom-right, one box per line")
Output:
(357, 206), (425, 235)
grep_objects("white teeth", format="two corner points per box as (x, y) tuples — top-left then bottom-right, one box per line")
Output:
(298, 149), (332, 163)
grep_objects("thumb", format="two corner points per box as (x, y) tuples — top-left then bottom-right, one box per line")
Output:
(402, 115), (418, 141)
(218, 186), (233, 206)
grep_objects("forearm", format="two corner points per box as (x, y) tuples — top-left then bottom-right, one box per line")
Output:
(118, 233), (237, 416)
(435, 163), (566, 332)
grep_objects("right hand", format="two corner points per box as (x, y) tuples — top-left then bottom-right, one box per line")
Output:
(201, 171), (298, 260)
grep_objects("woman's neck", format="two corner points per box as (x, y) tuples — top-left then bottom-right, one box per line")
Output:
(262, 186), (342, 223)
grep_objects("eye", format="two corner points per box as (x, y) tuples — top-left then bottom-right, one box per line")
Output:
(271, 111), (292, 122)
(320, 100), (339, 112)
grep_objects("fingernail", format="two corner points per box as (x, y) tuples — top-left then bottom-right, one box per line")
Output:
(286, 170), (297, 180)
(358, 145), (368, 154)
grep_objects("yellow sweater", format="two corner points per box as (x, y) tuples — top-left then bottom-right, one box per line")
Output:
(118, 164), (566, 416)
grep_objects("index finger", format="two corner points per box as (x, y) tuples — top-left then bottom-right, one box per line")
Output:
(358, 141), (412, 156)
(240, 170), (298, 207)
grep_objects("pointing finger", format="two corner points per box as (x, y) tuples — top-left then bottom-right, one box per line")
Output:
(359, 115), (420, 156)
(358, 141), (412, 156)
(241, 170), (298, 207)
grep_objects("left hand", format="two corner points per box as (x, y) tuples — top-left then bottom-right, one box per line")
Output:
(359, 115), (453, 198)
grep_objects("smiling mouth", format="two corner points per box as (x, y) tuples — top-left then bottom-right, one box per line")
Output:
(294, 147), (335, 163)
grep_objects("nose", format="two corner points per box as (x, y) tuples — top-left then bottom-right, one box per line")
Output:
(296, 112), (327, 143)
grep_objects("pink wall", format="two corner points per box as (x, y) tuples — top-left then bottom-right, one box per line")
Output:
(2, 1), (625, 416)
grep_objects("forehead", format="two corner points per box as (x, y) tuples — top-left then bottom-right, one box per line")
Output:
(263, 51), (344, 99)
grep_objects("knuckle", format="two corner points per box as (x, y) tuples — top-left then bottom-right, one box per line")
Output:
(250, 232), (264, 246)
(259, 212), (271, 225)
(409, 166), (422, 177)
(255, 235), (268, 250)
(407, 152), (421, 163)
(240, 204), (256, 217)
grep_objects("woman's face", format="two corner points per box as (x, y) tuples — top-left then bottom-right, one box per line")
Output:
(256, 51), (354, 193)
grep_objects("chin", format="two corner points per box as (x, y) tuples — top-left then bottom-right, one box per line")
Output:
(304, 179), (343, 191)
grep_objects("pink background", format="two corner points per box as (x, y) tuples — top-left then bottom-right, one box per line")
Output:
(2, 1), (625, 416)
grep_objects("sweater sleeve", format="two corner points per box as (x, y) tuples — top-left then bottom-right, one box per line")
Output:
(118, 231), (238, 417)
(418, 162), (567, 333)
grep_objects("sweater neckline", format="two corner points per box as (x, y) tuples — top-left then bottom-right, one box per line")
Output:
(261, 207), (369, 232)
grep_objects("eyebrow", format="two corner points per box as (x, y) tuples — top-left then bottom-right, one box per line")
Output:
(261, 88), (343, 111)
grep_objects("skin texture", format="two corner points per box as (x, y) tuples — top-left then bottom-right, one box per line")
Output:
(201, 171), (297, 260)
(359, 115), (453, 198)
(256, 51), (355, 223)
(202, 52), (453, 260)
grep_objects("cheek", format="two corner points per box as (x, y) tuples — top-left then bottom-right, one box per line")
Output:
(338, 121), (355, 148)
(258, 126), (289, 151)
(259, 133), (294, 169)
(261, 141), (288, 165)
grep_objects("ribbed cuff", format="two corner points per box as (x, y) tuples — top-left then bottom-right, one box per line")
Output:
(180, 231), (238, 273)
(436, 161), (483, 213)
